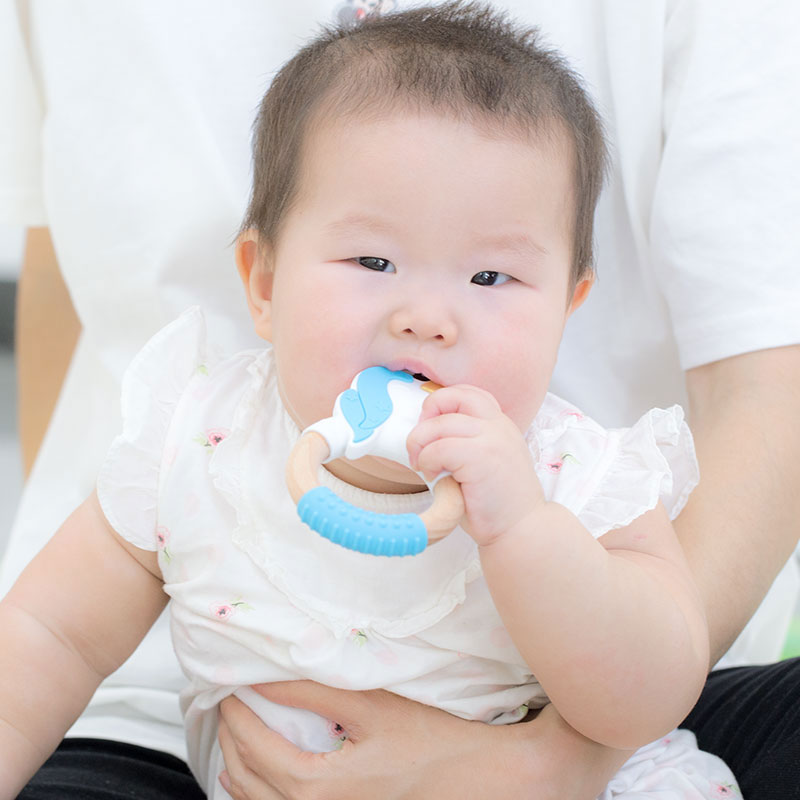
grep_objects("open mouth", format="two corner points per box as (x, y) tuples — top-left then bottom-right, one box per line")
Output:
(403, 370), (430, 382)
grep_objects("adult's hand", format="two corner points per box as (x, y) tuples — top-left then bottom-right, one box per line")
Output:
(218, 681), (631, 800)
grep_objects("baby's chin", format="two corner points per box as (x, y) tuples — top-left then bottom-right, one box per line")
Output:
(323, 454), (427, 495)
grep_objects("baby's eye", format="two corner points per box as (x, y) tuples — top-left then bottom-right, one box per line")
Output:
(354, 256), (396, 273)
(471, 270), (513, 286)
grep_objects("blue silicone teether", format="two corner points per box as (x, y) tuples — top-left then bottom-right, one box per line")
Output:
(297, 487), (427, 556)
(286, 367), (463, 556)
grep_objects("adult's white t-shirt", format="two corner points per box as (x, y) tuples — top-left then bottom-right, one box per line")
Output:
(1, 0), (799, 761)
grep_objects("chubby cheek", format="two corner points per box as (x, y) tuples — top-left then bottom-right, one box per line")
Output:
(270, 286), (371, 430)
(273, 336), (352, 430)
(468, 317), (561, 432)
(504, 379), (550, 432)
(473, 360), (551, 432)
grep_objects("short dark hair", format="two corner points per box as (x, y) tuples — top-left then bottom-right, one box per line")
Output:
(240, 2), (608, 282)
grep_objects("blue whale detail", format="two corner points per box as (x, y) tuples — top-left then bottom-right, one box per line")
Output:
(340, 367), (414, 444)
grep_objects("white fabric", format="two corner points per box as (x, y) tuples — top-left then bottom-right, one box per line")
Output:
(96, 308), (739, 799)
(1, 0), (799, 762)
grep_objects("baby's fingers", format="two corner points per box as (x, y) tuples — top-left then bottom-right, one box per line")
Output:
(413, 436), (474, 486)
(417, 384), (502, 424)
(406, 412), (481, 473)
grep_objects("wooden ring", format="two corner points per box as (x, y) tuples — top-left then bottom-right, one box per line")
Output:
(286, 431), (464, 555)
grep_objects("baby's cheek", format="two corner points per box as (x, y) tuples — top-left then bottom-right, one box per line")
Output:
(275, 358), (338, 429)
(497, 371), (551, 432)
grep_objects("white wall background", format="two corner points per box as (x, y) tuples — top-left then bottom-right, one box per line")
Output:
(0, 225), (24, 280)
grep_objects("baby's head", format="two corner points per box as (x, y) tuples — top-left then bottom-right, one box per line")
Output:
(240, 1), (607, 285)
(236, 2), (608, 491)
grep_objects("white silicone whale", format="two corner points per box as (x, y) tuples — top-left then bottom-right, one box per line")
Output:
(285, 367), (464, 556)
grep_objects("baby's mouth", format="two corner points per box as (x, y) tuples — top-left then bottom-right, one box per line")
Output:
(403, 370), (430, 382)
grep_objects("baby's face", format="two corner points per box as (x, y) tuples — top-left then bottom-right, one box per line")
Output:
(244, 111), (590, 491)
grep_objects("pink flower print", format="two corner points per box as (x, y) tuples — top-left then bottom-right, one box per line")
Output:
(560, 409), (584, 420)
(350, 628), (368, 647)
(545, 452), (579, 473)
(207, 428), (228, 446)
(210, 598), (253, 621)
(155, 525), (172, 563)
(210, 603), (235, 621)
(193, 427), (231, 450)
(711, 783), (740, 798)
(328, 719), (347, 749)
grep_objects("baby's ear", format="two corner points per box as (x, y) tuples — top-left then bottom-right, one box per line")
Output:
(235, 230), (274, 341)
(567, 272), (594, 315)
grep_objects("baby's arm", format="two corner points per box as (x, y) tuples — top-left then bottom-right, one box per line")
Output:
(480, 501), (708, 749)
(0, 492), (166, 798)
(408, 385), (709, 751)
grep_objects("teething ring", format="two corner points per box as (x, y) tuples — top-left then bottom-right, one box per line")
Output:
(286, 431), (464, 556)
(285, 367), (465, 556)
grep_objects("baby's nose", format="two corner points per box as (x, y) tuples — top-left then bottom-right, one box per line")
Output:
(388, 303), (458, 345)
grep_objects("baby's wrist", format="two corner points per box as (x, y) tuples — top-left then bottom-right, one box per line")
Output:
(473, 494), (549, 550)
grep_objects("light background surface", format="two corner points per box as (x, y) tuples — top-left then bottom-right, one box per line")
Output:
(0, 225), (23, 280)
(0, 224), (24, 555)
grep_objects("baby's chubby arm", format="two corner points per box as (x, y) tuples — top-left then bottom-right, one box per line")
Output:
(407, 385), (709, 751)
(0, 492), (167, 798)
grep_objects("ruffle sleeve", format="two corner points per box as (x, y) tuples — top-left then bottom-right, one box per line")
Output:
(532, 396), (699, 539)
(96, 307), (208, 550)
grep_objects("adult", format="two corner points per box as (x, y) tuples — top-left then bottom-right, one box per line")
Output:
(2, 1), (799, 798)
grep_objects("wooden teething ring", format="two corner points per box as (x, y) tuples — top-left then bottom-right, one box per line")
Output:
(286, 430), (465, 553)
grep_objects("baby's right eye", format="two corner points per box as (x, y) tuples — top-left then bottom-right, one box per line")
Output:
(353, 257), (396, 273)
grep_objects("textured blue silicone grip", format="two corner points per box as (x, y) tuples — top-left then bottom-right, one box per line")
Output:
(297, 486), (427, 556)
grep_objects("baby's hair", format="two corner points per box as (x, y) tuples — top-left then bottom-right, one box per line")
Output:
(240, 1), (608, 282)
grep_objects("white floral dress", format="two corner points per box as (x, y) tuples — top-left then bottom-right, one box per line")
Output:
(97, 308), (741, 799)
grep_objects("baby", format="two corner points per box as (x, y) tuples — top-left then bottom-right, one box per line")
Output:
(0, 4), (741, 799)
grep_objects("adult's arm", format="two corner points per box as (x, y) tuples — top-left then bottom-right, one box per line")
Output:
(678, 344), (800, 663)
(16, 226), (81, 475)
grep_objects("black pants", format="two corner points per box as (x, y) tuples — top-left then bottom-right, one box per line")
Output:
(15, 739), (205, 800)
(18, 659), (800, 799)
(681, 657), (800, 798)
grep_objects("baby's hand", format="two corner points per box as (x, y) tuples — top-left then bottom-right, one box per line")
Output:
(406, 385), (544, 546)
